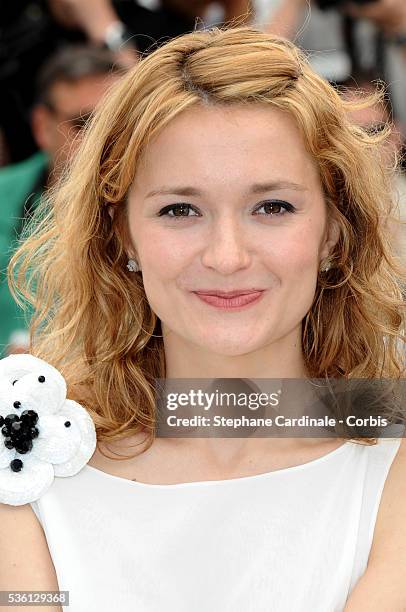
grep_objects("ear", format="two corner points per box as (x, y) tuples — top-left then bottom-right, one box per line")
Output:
(31, 105), (54, 152)
(320, 216), (340, 261)
(108, 203), (139, 262)
(107, 204), (138, 261)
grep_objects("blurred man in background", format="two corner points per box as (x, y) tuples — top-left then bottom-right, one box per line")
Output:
(0, 0), (253, 165)
(0, 45), (124, 356)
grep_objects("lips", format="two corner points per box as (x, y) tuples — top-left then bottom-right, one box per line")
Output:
(194, 290), (263, 298)
(193, 290), (265, 310)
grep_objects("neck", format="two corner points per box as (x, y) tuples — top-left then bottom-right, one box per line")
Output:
(162, 325), (308, 379)
(155, 326), (336, 469)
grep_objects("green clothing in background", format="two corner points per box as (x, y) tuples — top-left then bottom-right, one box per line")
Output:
(0, 151), (48, 357)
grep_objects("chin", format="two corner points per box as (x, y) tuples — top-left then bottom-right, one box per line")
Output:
(196, 336), (264, 357)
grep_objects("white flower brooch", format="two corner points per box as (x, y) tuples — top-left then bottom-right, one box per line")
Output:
(0, 353), (96, 506)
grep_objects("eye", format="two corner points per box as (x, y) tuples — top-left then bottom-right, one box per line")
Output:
(253, 200), (296, 216)
(157, 203), (200, 218)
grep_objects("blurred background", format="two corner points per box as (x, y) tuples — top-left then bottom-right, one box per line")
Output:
(0, 0), (404, 356)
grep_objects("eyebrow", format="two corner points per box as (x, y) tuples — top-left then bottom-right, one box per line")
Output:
(145, 180), (308, 199)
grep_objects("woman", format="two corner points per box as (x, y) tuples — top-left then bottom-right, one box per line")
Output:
(1, 26), (405, 612)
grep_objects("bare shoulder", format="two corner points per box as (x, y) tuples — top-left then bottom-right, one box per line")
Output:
(344, 437), (406, 611)
(0, 502), (62, 612)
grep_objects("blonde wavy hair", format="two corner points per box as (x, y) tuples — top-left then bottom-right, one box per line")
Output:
(9, 26), (405, 457)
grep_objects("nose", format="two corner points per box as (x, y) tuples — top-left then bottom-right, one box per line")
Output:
(201, 213), (251, 274)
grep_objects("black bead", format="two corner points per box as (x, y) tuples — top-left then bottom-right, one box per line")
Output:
(30, 426), (39, 439)
(20, 410), (38, 424)
(5, 414), (19, 426)
(12, 432), (29, 443)
(38, 375), (45, 383)
(10, 459), (23, 472)
(13, 401), (21, 409)
(4, 437), (14, 449)
(1, 425), (9, 436)
(64, 421), (71, 427)
(15, 439), (33, 454)
(11, 422), (22, 434)
(0, 415), (3, 427)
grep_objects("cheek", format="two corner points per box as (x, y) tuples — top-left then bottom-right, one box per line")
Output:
(289, 240), (319, 274)
(130, 223), (190, 296)
(137, 232), (189, 321)
(264, 222), (323, 277)
(280, 222), (324, 309)
(133, 225), (189, 279)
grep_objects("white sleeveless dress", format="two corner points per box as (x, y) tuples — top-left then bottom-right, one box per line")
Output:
(30, 437), (401, 612)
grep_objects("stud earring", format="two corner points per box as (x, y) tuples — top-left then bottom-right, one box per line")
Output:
(127, 258), (140, 272)
(319, 257), (333, 273)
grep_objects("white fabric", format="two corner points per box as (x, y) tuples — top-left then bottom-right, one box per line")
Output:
(31, 437), (401, 612)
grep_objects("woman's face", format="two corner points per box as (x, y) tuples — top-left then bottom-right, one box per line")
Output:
(127, 104), (338, 356)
